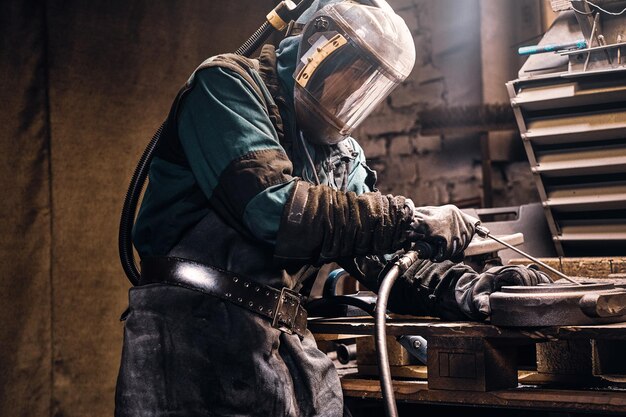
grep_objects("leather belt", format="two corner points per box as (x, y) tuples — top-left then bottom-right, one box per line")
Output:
(139, 256), (307, 338)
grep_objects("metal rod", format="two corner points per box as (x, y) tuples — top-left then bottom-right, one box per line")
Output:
(561, 40), (626, 55)
(583, 13), (599, 72)
(597, 34), (613, 64)
(475, 226), (581, 285)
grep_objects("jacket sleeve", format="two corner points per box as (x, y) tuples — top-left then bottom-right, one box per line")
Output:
(272, 135), (415, 264)
(177, 66), (297, 244)
(179, 67), (414, 261)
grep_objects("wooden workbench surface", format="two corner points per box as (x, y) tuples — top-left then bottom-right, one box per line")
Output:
(312, 317), (626, 413)
(308, 316), (626, 340)
(341, 375), (626, 414)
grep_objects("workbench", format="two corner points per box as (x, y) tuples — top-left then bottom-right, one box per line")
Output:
(309, 317), (626, 415)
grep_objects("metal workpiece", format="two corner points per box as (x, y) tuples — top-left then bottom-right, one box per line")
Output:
(490, 282), (626, 326)
(572, 3), (626, 72)
(464, 232), (524, 257)
(520, 5), (625, 77)
(507, 78), (626, 111)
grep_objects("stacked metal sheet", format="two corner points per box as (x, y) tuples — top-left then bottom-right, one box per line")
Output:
(507, 70), (626, 256)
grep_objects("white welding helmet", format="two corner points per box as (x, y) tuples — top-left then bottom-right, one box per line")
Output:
(294, 1), (415, 145)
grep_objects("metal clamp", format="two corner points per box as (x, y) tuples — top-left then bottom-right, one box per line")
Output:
(271, 287), (302, 334)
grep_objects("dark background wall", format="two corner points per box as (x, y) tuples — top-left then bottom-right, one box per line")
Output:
(0, 1), (275, 416)
(0, 1), (546, 416)
(356, 0), (544, 208)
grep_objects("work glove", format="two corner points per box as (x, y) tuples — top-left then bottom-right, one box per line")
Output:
(406, 205), (478, 262)
(455, 264), (552, 320)
(339, 256), (471, 320)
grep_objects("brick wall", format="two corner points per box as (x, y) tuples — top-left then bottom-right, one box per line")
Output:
(355, 0), (542, 209)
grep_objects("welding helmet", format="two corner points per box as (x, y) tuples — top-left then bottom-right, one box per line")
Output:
(294, 1), (415, 145)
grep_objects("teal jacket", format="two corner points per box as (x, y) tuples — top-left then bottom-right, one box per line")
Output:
(133, 36), (375, 259)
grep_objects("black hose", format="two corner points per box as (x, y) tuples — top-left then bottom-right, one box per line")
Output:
(118, 122), (164, 285)
(305, 295), (376, 317)
(117, 26), (263, 285)
(323, 268), (349, 297)
(375, 251), (420, 417)
(118, 0), (321, 285)
(118, 26), (264, 285)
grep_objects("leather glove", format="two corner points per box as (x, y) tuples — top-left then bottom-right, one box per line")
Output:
(406, 205), (478, 262)
(455, 264), (552, 320)
(339, 256), (474, 320)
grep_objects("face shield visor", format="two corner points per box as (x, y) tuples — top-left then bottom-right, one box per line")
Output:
(294, 2), (415, 145)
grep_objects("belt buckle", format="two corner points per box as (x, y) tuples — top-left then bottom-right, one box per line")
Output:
(271, 287), (301, 335)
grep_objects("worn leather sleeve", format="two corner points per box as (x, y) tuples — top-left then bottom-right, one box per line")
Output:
(339, 256), (478, 321)
(274, 180), (414, 265)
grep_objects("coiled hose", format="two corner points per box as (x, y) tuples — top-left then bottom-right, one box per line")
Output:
(118, 9), (295, 285)
(118, 17), (275, 285)
(235, 21), (274, 57)
(118, 122), (164, 285)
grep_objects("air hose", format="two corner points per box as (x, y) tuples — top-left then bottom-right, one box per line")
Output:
(375, 243), (431, 417)
(118, 0), (314, 285)
(235, 0), (315, 56)
(118, 123), (164, 285)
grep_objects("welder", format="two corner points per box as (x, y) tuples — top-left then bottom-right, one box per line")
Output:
(115, 1), (550, 416)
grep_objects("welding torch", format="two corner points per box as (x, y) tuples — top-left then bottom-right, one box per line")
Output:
(473, 224), (580, 285)
(409, 224), (576, 283)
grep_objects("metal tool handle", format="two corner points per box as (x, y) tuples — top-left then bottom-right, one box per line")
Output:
(580, 292), (626, 318)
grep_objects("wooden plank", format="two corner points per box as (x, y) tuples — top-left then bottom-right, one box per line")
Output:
(357, 336), (415, 366)
(350, 367), (623, 386)
(555, 323), (626, 340)
(309, 317), (542, 339)
(357, 365), (427, 379)
(519, 371), (611, 386)
(509, 257), (626, 280)
(427, 337), (518, 391)
(312, 333), (364, 342)
(341, 377), (626, 413)
(309, 317), (626, 340)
